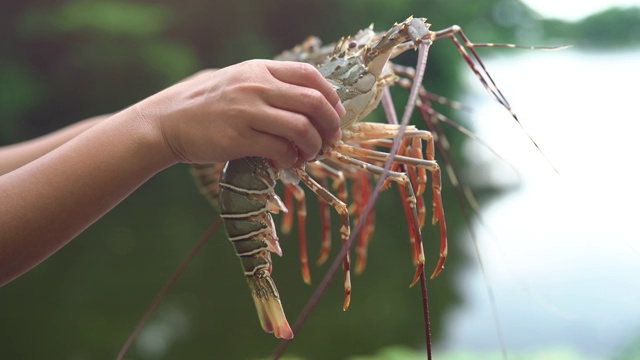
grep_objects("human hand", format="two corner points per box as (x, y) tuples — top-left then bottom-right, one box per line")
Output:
(137, 60), (345, 168)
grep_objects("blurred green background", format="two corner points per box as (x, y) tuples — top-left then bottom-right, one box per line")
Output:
(1, 1), (639, 359)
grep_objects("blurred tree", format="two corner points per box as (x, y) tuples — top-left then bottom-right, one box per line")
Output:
(540, 6), (640, 48)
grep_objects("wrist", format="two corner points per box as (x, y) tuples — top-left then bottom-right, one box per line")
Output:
(114, 103), (180, 171)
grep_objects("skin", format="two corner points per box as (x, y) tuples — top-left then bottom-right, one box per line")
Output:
(0, 60), (345, 287)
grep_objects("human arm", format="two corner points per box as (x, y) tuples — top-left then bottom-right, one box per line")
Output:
(0, 115), (108, 176)
(0, 68), (225, 176)
(0, 68), (223, 176)
(0, 60), (345, 286)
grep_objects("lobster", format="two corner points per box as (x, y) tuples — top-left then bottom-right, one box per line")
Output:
(193, 16), (442, 339)
(189, 16), (561, 341)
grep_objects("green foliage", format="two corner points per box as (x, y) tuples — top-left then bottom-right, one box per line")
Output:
(0, 62), (44, 141)
(614, 330), (640, 360)
(575, 7), (640, 47)
(540, 7), (640, 48)
(139, 41), (200, 83)
(18, 1), (171, 38)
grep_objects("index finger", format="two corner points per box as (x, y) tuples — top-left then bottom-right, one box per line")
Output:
(266, 61), (346, 119)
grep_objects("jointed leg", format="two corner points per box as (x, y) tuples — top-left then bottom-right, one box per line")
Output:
(306, 161), (348, 266)
(284, 183), (311, 285)
(353, 169), (375, 275)
(324, 147), (446, 281)
(291, 166), (352, 311)
(328, 143), (447, 278)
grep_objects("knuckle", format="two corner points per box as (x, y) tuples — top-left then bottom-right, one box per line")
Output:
(287, 117), (321, 159)
(300, 88), (325, 111)
(228, 82), (266, 98)
(296, 62), (319, 79)
(243, 59), (263, 67)
(288, 115), (313, 139)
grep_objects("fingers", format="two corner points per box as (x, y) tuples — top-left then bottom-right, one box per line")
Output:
(252, 108), (322, 161)
(266, 61), (345, 141)
(159, 61), (348, 167)
(247, 130), (299, 169)
(264, 83), (342, 146)
(267, 61), (341, 107)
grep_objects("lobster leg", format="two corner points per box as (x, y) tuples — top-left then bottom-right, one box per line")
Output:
(397, 142), (427, 269)
(280, 184), (295, 235)
(343, 123), (435, 196)
(338, 127), (444, 227)
(324, 148), (437, 282)
(329, 144), (446, 278)
(394, 69), (519, 234)
(310, 159), (375, 275)
(353, 169), (375, 275)
(334, 142), (443, 222)
(291, 166), (352, 311)
(406, 138), (427, 227)
(346, 137), (421, 273)
(189, 163), (225, 207)
(371, 137), (428, 230)
(315, 175), (332, 267)
(306, 161), (348, 266)
(395, 178), (426, 285)
(283, 183), (311, 285)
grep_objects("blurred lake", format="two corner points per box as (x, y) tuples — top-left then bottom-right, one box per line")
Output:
(441, 48), (640, 358)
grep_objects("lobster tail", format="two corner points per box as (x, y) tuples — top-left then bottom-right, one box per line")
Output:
(248, 274), (293, 339)
(219, 157), (293, 338)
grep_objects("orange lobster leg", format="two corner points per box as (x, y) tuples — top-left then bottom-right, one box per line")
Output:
(329, 141), (447, 279)
(395, 180), (425, 287)
(354, 170), (375, 275)
(325, 148), (429, 286)
(316, 177), (332, 266)
(428, 161), (447, 279)
(292, 166), (352, 311)
(280, 184), (295, 235)
(286, 183), (311, 285)
(307, 161), (348, 266)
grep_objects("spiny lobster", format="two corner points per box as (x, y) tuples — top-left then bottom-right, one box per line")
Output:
(189, 16), (561, 340)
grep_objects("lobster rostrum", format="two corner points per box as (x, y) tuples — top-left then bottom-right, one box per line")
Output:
(206, 16), (448, 340)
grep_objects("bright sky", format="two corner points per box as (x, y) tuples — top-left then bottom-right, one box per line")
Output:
(522, 0), (640, 21)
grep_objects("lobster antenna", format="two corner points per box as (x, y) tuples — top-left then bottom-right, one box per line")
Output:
(434, 26), (560, 174)
(381, 54), (435, 358)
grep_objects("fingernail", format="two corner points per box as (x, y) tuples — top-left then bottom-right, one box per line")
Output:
(334, 101), (346, 118)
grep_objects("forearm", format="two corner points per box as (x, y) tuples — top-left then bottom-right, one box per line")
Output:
(0, 106), (175, 286)
(0, 114), (109, 176)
